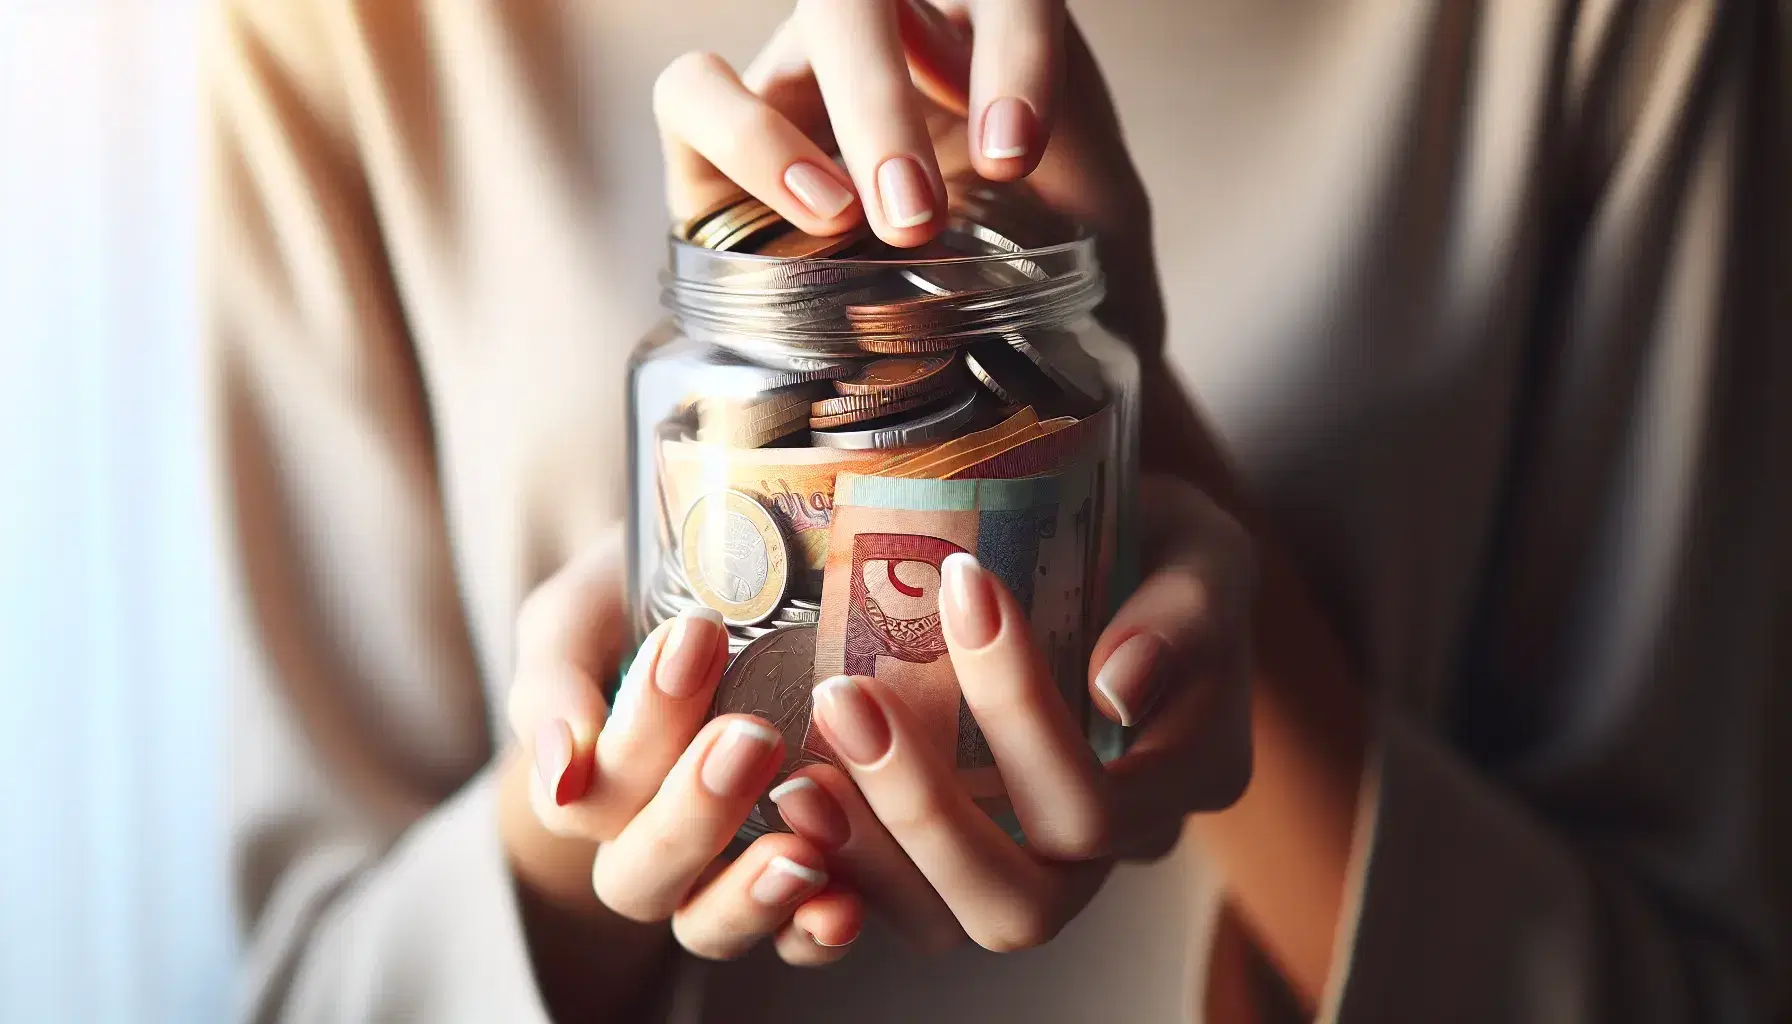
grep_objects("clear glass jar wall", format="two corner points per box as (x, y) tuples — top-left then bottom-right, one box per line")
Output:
(625, 185), (1139, 840)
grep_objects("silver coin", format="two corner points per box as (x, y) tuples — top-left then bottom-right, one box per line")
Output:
(698, 352), (863, 392)
(772, 605), (820, 625)
(810, 388), (981, 450)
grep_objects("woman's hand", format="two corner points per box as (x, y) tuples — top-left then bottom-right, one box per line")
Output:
(500, 530), (864, 966)
(766, 474), (1254, 953)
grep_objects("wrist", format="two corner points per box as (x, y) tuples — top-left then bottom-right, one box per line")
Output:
(497, 752), (678, 1020)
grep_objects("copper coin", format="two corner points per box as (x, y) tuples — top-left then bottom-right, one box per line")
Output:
(833, 354), (961, 398)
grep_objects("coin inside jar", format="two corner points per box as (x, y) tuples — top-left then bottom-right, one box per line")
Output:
(679, 490), (790, 625)
(809, 387), (982, 449)
(833, 354), (962, 399)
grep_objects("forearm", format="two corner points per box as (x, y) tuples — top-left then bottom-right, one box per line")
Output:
(1139, 365), (1366, 1008)
(497, 753), (679, 1022)
(1189, 540), (1365, 1009)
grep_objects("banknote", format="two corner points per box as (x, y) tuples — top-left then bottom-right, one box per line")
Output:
(809, 472), (1103, 807)
(884, 409), (1050, 479)
(659, 436), (892, 596)
(867, 405), (1039, 476)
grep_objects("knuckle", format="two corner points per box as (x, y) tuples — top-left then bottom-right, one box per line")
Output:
(671, 916), (744, 963)
(654, 51), (728, 118)
(512, 584), (564, 656)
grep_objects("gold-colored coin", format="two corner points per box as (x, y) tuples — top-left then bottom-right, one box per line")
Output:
(753, 224), (870, 260)
(833, 355), (961, 398)
(680, 490), (789, 625)
(808, 389), (938, 430)
(678, 191), (752, 243)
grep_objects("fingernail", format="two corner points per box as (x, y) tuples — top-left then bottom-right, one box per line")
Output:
(657, 607), (723, 699)
(980, 97), (1036, 161)
(700, 719), (781, 797)
(876, 156), (935, 229)
(940, 552), (1000, 649)
(784, 161), (855, 219)
(535, 718), (573, 805)
(750, 855), (827, 906)
(1094, 633), (1164, 728)
(810, 928), (859, 948)
(768, 776), (851, 849)
(811, 676), (891, 766)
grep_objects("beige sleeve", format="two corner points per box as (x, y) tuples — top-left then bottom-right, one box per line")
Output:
(203, 3), (550, 1019)
(1319, 5), (1787, 1020)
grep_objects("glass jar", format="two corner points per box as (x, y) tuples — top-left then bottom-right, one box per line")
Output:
(623, 188), (1139, 841)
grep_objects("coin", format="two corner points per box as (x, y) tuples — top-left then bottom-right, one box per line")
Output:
(753, 224), (871, 260)
(963, 335), (1079, 414)
(678, 191), (752, 242)
(699, 353), (863, 393)
(833, 355), (962, 399)
(808, 389), (938, 429)
(713, 206), (788, 253)
(810, 387), (982, 449)
(680, 490), (789, 625)
(713, 624), (818, 834)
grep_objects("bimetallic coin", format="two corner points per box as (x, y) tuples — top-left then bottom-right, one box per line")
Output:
(808, 389), (938, 429)
(833, 355), (961, 399)
(810, 387), (981, 449)
(680, 490), (789, 625)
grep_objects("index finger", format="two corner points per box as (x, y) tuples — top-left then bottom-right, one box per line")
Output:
(798, 0), (944, 246)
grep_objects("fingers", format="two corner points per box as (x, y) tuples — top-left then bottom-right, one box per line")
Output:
(654, 50), (861, 233)
(771, 763), (963, 952)
(593, 714), (785, 921)
(1089, 477), (1256, 843)
(671, 833), (836, 961)
(964, 0), (1062, 178)
(774, 887), (865, 966)
(507, 530), (629, 815)
(798, 0), (944, 245)
(809, 674), (1088, 952)
(938, 552), (1111, 860)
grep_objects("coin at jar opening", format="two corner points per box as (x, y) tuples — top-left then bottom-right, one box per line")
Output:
(808, 389), (939, 429)
(690, 197), (766, 249)
(678, 191), (753, 242)
(713, 624), (819, 829)
(833, 354), (962, 399)
(751, 224), (871, 260)
(679, 490), (790, 625)
(713, 206), (789, 253)
(810, 387), (982, 449)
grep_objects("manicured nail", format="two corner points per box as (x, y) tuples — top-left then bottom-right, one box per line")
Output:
(980, 97), (1035, 161)
(750, 856), (827, 906)
(535, 718), (573, 805)
(768, 776), (851, 849)
(875, 155), (935, 229)
(812, 676), (892, 766)
(784, 162), (855, 219)
(1093, 633), (1164, 728)
(700, 719), (781, 797)
(810, 927), (860, 948)
(657, 607), (723, 699)
(940, 552), (1000, 649)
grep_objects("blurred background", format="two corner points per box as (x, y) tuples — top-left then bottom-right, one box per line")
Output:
(0, 2), (232, 1020)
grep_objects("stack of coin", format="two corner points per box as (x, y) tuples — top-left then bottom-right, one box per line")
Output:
(696, 381), (829, 447)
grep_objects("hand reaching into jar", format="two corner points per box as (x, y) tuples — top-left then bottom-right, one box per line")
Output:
(641, 0), (1258, 955)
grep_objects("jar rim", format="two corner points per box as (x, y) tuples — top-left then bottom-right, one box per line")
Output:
(664, 232), (1097, 274)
